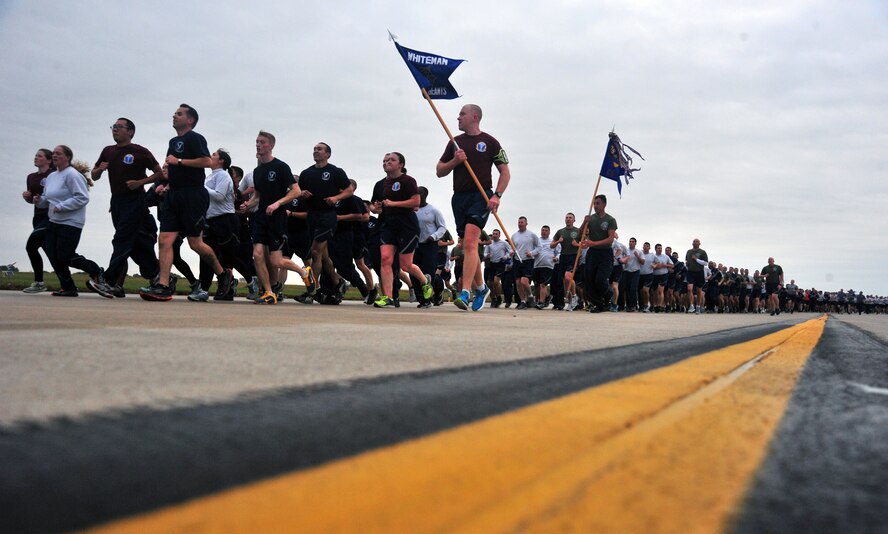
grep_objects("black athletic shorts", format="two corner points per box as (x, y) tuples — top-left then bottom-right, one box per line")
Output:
(652, 273), (667, 288)
(352, 232), (368, 260)
(380, 213), (420, 255)
(515, 258), (534, 280)
(307, 210), (337, 243)
(560, 254), (577, 273)
(251, 210), (288, 251)
(286, 228), (311, 261)
(451, 189), (491, 237)
(686, 270), (705, 288)
(490, 261), (506, 278)
(205, 213), (240, 247)
(159, 187), (209, 237)
(436, 251), (448, 270)
(766, 282), (779, 295)
(640, 273), (654, 288)
(609, 264), (624, 284)
(533, 267), (553, 285)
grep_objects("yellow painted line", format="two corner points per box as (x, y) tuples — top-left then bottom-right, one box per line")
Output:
(88, 316), (826, 534)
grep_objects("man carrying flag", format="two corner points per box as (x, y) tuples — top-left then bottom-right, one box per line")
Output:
(436, 104), (511, 311)
(391, 34), (514, 311)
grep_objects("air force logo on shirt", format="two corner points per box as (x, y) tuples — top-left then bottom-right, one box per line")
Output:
(268, 171), (277, 182)
(123, 154), (134, 165)
(392, 181), (401, 192)
(175, 141), (184, 153)
(476, 142), (487, 153)
(322, 171), (331, 181)
(600, 221), (609, 230)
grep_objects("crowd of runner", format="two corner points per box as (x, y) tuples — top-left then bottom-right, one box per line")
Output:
(19, 103), (885, 314)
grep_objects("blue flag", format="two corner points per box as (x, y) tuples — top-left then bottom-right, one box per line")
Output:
(599, 132), (643, 196)
(392, 37), (464, 100)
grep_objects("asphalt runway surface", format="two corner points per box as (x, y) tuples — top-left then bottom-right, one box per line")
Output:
(1, 292), (886, 532)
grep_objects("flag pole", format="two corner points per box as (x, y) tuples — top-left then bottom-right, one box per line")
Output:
(570, 175), (603, 276)
(420, 88), (518, 256)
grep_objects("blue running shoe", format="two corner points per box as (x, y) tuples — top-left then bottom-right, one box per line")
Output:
(471, 285), (490, 312)
(454, 289), (470, 310)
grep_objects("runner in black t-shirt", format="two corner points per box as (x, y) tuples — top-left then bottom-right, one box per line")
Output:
(140, 104), (231, 301)
(297, 142), (353, 302)
(348, 180), (375, 298)
(242, 131), (312, 304)
(372, 152), (432, 308)
(328, 180), (369, 299)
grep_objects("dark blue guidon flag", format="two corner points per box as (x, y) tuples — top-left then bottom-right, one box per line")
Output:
(599, 132), (644, 196)
(392, 35), (464, 100)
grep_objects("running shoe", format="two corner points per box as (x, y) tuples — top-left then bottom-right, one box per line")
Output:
(216, 278), (237, 301)
(188, 282), (205, 300)
(433, 291), (444, 306)
(569, 294), (579, 310)
(215, 270), (233, 299)
(189, 278), (202, 295)
(373, 295), (394, 308)
(139, 283), (173, 301)
(247, 276), (260, 300)
(454, 289), (470, 310)
(294, 293), (314, 305)
(301, 267), (315, 294)
(188, 289), (209, 302)
(254, 291), (277, 304)
(272, 281), (284, 302)
(365, 286), (378, 305)
(111, 285), (126, 298)
(687, 305), (696, 314)
(421, 274), (433, 300)
(22, 281), (47, 294)
(336, 278), (349, 299)
(417, 301), (432, 309)
(471, 284), (490, 312)
(86, 270), (115, 299)
(51, 288), (78, 297)
(408, 288), (417, 303)
(516, 301), (528, 310)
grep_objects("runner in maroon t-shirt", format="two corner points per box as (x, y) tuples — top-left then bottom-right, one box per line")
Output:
(21, 148), (54, 293)
(91, 117), (163, 295)
(436, 104), (511, 311)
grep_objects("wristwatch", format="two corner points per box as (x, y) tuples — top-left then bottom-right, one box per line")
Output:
(177, 158), (183, 165)
(493, 191), (503, 198)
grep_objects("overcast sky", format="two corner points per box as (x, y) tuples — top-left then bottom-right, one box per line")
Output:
(2, 1), (886, 294)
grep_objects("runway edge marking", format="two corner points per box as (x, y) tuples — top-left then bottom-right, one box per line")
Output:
(87, 316), (827, 534)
